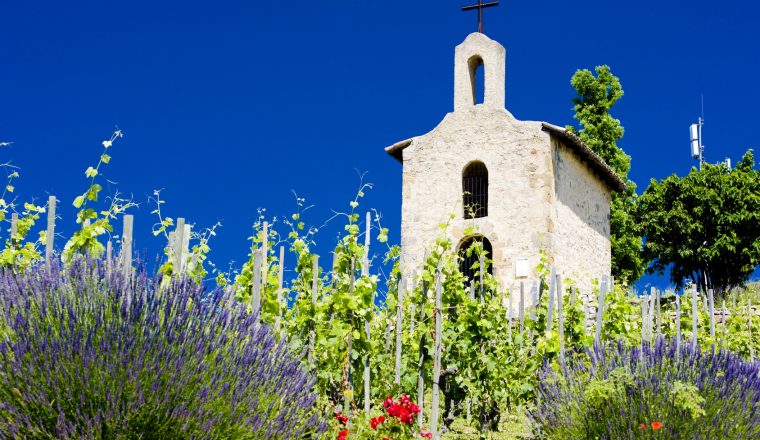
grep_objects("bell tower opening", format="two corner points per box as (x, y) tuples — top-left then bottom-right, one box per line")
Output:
(469, 56), (485, 105)
(454, 33), (506, 112)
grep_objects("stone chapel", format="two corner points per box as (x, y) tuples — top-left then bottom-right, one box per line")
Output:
(386, 32), (625, 297)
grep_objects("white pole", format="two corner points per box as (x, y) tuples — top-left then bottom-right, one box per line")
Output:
(45, 195), (56, 266)
(430, 264), (443, 439)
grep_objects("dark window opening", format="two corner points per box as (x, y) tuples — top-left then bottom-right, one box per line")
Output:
(468, 56), (485, 105)
(463, 161), (488, 219)
(458, 235), (493, 284)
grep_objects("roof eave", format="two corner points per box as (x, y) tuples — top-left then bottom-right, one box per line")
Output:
(385, 138), (414, 163)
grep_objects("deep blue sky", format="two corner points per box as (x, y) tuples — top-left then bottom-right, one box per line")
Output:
(1, 1), (758, 289)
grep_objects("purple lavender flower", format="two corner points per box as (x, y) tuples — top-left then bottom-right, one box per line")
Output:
(0, 259), (327, 439)
(531, 337), (760, 439)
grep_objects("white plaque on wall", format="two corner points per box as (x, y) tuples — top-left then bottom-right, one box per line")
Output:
(515, 258), (529, 278)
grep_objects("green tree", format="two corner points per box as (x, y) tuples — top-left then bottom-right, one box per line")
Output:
(567, 65), (645, 285)
(637, 150), (760, 294)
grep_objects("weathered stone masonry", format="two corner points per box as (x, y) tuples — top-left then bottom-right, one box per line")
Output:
(386, 32), (625, 306)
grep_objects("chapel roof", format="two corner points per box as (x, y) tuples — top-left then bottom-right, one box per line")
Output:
(384, 123), (627, 193)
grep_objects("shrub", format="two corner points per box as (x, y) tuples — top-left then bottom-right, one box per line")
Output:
(0, 260), (327, 439)
(531, 338), (760, 439)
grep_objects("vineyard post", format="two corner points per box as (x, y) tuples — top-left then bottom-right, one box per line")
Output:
(640, 292), (648, 345)
(309, 254), (319, 367)
(708, 288), (715, 340)
(106, 240), (112, 273)
(362, 212), (372, 413)
(546, 267), (556, 332)
(691, 284), (698, 351)
(507, 289), (513, 341)
(410, 275), (417, 334)
(10, 214), (17, 250)
(173, 218), (185, 275)
(261, 221), (268, 290)
(648, 288), (656, 341)
(394, 276), (405, 385)
(416, 272), (428, 429)
(530, 280), (538, 320)
(675, 293), (681, 352)
(556, 272), (566, 368)
(720, 299), (727, 348)
(122, 215), (133, 280)
(594, 276), (608, 346)
(655, 288), (662, 338)
(478, 252), (485, 302)
(275, 245), (285, 334)
(251, 249), (262, 313)
(45, 195), (56, 266)
(344, 258), (356, 414)
(430, 263), (443, 440)
(748, 297), (755, 361)
(519, 281), (525, 332)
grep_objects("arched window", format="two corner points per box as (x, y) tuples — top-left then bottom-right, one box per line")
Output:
(462, 161), (488, 219)
(468, 55), (485, 105)
(458, 235), (493, 283)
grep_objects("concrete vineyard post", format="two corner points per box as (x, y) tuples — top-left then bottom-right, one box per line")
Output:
(430, 263), (443, 439)
(173, 218), (185, 275)
(546, 267), (556, 332)
(261, 221), (268, 294)
(691, 285), (698, 351)
(594, 276), (608, 346)
(655, 288), (662, 338)
(708, 289), (715, 340)
(309, 254), (319, 367)
(641, 292), (649, 344)
(276, 246), (285, 334)
(519, 281), (525, 332)
(251, 249), (262, 313)
(417, 275), (428, 429)
(675, 293), (681, 353)
(45, 195), (56, 266)
(395, 277), (406, 385)
(344, 258), (356, 414)
(122, 215), (133, 279)
(362, 212), (371, 413)
(556, 272), (566, 369)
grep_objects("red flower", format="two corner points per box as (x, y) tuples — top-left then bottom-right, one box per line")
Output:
(651, 421), (663, 430)
(399, 394), (411, 405)
(370, 416), (386, 430)
(407, 402), (420, 414)
(334, 413), (348, 426)
(639, 423), (647, 429)
(336, 429), (349, 440)
(383, 397), (394, 408)
(420, 428), (433, 438)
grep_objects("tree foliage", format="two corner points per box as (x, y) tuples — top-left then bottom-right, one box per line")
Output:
(637, 150), (760, 293)
(568, 65), (645, 285)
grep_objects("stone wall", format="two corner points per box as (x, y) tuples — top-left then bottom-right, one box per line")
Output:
(551, 139), (612, 294)
(399, 106), (555, 299)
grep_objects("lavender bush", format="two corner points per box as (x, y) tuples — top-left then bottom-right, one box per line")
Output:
(532, 338), (760, 439)
(0, 260), (327, 439)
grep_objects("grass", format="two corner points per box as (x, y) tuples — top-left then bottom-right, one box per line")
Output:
(442, 410), (533, 439)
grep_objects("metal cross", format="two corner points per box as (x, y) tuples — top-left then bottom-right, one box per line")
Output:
(462, 0), (499, 33)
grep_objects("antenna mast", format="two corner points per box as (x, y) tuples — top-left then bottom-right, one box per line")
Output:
(690, 97), (705, 170)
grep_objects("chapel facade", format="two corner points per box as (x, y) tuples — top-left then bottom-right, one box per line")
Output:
(386, 32), (625, 298)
